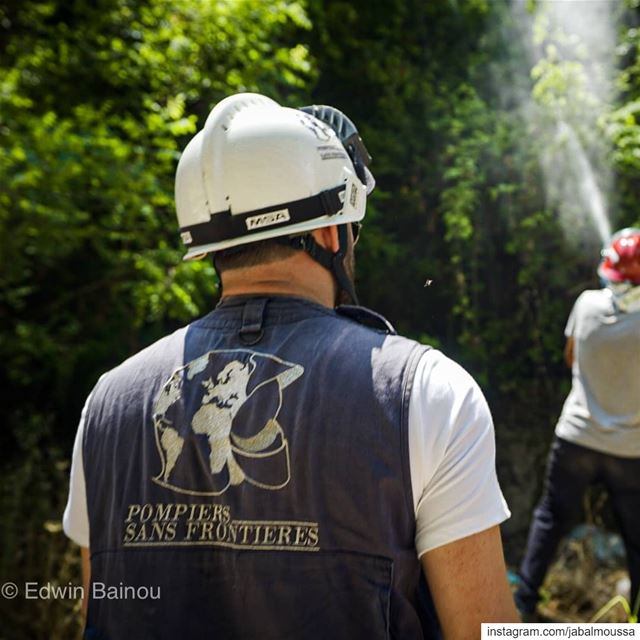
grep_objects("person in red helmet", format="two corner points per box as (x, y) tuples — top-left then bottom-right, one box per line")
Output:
(515, 227), (640, 620)
(599, 228), (640, 305)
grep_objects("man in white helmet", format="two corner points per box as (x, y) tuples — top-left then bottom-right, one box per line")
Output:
(515, 228), (640, 620)
(63, 93), (518, 638)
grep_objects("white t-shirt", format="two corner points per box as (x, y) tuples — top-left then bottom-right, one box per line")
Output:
(63, 349), (510, 557)
(555, 288), (640, 457)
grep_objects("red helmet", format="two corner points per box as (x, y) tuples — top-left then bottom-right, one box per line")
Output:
(598, 228), (640, 285)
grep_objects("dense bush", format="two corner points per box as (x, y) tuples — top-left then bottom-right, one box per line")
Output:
(1, 0), (640, 635)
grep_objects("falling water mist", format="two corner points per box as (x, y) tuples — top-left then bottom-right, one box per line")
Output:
(512, 0), (618, 249)
(548, 121), (612, 246)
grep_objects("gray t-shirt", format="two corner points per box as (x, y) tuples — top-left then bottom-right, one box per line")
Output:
(555, 288), (640, 458)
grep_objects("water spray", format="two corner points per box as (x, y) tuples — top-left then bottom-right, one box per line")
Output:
(513, 0), (617, 252)
(555, 121), (612, 246)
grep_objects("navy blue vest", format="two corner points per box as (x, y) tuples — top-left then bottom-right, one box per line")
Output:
(82, 296), (437, 639)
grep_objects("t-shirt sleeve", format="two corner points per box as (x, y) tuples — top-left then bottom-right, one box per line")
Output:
(62, 395), (90, 548)
(408, 350), (510, 558)
(564, 295), (582, 337)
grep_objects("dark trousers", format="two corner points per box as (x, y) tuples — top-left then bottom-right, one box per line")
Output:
(515, 436), (640, 614)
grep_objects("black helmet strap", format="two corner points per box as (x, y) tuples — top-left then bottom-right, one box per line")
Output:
(278, 225), (358, 306)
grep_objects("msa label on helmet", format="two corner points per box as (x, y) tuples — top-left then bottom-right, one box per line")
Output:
(317, 145), (348, 161)
(181, 231), (193, 245)
(349, 183), (358, 208)
(245, 209), (290, 231)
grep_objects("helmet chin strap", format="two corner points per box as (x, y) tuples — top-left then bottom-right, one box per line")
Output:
(212, 252), (225, 299)
(214, 225), (359, 306)
(280, 225), (359, 306)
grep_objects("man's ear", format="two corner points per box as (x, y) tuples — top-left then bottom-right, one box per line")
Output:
(311, 225), (339, 253)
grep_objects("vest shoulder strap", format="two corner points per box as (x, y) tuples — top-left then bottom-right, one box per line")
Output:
(336, 304), (397, 335)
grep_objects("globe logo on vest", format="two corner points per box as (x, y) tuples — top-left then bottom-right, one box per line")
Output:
(151, 350), (304, 496)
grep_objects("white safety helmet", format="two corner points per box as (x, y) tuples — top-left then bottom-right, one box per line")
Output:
(175, 93), (374, 261)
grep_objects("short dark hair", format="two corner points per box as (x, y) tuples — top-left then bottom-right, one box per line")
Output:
(214, 238), (299, 271)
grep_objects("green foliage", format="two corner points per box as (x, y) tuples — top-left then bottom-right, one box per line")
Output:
(0, 0), (313, 441)
(0, 1), (312, 636)
(603, 7), (640, 227)
(2, 0), (640, 634)
(0, 415), (83, 639)
(306, 0), (581, 411)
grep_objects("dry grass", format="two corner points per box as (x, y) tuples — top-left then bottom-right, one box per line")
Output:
(537, 529), (631, 623)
